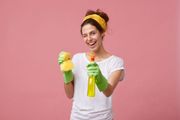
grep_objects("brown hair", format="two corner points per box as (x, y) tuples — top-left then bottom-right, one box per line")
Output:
(80, 9), (109, 34)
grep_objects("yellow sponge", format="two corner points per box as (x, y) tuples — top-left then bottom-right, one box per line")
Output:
(61, 60), (74, 71)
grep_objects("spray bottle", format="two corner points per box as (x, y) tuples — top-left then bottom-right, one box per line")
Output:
(87, 52), (96, 97)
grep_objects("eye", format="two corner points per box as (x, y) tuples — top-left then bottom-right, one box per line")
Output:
(82, 34), (87, 38)
(90, 31), (96, 35)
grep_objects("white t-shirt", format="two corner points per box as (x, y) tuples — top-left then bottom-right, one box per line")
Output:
(70, 53), (124, 120)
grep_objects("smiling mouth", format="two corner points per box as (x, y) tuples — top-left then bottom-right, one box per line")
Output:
(89, 41), (97, 47)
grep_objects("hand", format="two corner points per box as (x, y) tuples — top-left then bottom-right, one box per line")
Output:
(87, 62), (108, 92)
(58, 51), (73, 72)
(87, 62), (100, 77)
(58, 51), (71, 65)
(58, 51), (73, 84)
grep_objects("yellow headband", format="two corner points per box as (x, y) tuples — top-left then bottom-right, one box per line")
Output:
(83, 14), (107, 31)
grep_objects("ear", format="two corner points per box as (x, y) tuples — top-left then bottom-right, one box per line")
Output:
(101, 32), (105, 39)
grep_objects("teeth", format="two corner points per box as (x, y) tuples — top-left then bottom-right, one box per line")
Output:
(89, 42), (96, 46)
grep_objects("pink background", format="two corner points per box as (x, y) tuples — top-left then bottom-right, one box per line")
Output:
(0, 0), (179, 120)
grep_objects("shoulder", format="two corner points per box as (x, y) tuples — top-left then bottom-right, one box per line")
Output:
(107, 55), (124, 70)
(72, 52), (85, 62)
(73, 53), (84, 59)
(109, 55), (124, 64)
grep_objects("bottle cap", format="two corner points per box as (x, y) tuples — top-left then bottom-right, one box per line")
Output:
(89, 52), (95, 62)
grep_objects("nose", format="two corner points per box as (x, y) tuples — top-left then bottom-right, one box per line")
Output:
(87, 35), (92, 41)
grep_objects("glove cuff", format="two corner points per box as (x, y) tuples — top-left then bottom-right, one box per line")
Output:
(63, 70), (73, 84)
(96, 73), (108, 92)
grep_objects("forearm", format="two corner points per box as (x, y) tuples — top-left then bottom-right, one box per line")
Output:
(103, 84), (112, 97)
(58, 51), (74, 98)
(60, 70), (74, 99)
(103, 70), (125, 97)
(103, 83), (115, 97)
(64, 81), (74, 99)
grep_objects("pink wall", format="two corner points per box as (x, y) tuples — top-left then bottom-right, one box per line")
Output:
(177, 0), (180, 118)
(0, 0), (179, 120)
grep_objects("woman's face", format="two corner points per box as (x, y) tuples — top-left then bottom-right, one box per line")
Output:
(81, 24), (104, 52)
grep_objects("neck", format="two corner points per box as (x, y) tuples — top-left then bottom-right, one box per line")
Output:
(89, 46), (111, 61)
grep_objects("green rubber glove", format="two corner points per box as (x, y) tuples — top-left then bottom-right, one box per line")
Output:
(58, 51), (73, 84)
(87, 62), (108, 92)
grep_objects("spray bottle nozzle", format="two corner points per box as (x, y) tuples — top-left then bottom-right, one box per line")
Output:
(89, 52), (95, 62)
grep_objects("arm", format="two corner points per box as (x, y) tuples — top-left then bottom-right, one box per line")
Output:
(58, 51), (74, 99)
(103, 70), (125, 97)
(64, 81), (74, 99)
(87, 63), (125, 97)
(59, 66), (74, 99)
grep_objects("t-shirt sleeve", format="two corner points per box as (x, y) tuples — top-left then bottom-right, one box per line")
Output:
(72, 54), (78, 74)
(72, 53), (82, 74)
(109, 56), (124, 76)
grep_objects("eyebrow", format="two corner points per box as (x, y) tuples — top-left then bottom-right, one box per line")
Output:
(82, 29), (96, 35)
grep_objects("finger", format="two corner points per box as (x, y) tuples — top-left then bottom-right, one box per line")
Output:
(87, 72), (97, 76)
(87, 62), (98, 67)
(87, 66), (99, 70)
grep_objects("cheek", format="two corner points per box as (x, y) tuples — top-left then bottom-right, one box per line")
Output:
(92, 34), (99, 39)
(82, 38), (88, 43)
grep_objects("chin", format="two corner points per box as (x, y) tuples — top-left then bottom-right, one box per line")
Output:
(89, 47), (98, 52)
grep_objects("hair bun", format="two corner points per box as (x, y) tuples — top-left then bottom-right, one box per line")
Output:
(85, 9), (109, 23)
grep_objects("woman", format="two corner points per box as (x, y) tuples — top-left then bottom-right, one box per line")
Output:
(58, 9), (125, 120)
